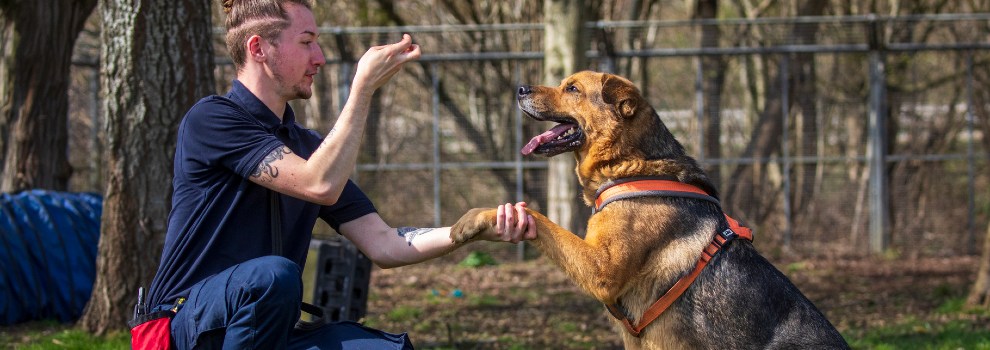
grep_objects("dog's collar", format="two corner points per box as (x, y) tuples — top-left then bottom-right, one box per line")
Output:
(595, 176), (754, 337)
(593, 176), (719, 214)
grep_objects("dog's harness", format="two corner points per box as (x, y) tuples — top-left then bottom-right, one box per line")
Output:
(593, 176), (754, 337)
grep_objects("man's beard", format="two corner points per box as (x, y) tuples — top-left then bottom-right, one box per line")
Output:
(269, 48), (313, 100)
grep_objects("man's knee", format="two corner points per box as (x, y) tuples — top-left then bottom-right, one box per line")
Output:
(234, 255), (303, 301)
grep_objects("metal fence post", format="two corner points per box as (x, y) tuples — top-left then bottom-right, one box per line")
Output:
(965, 51), (977, 254)
(514, 63), (527, 261)
(781, 55), (792, 248)
(431, 63), (442, 227)
(694, 58), (705, 165)
(867, 15), (890, 254)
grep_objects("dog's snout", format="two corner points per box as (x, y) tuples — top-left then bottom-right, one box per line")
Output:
(518, 85), (533, 97)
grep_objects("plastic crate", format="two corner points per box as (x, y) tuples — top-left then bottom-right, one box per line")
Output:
(306, 238), (372, 322)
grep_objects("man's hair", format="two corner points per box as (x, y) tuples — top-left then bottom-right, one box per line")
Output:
(221, 0), (313, 71)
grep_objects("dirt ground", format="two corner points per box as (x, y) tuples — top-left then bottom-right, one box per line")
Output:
(363, 244), (983, 349)
(0, 245), (982, 349)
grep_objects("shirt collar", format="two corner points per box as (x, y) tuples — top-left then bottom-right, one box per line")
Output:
(226, 79), (296, 131)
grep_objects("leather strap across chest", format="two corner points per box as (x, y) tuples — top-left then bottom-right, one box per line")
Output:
(594, 177), (753, 337)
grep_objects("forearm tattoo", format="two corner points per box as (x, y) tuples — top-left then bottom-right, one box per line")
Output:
(397, 227), (435, 246)
(317, 127), (338, 151)
(250, 146), (292, 182)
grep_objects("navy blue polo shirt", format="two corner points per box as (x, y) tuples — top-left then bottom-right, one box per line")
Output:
(148, 80), (377, 306)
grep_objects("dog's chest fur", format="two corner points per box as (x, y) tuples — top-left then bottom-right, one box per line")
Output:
(587, 199), (721, 348)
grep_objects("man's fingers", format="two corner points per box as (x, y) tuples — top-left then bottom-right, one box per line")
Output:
(383, 34), (414, 56)
(521, 215), (536, 240)
(504, 203), (523, 242)
(514, 203), (527, 230)
(496, 204), (506, 235)
(502, 203), (516, 232)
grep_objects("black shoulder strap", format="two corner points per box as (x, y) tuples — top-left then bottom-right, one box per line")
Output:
(269, 190), (329, 328)
(270, 190), (282, 256)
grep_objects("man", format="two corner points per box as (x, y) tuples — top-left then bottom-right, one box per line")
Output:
(146, 0), (536, 348)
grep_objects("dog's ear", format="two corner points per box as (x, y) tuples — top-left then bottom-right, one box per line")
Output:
(601, 74), (641, 119)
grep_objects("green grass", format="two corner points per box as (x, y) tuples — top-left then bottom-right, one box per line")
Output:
(846, 318), (990, 350)
(386, 305), (423, 322)
(846, 298), (990, 350)
(4, 304), (989, 349)
(0, 321), (128, 350)
(457, 251), (499, 268)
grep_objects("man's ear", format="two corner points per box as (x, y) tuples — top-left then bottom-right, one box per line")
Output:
(247, 35), (266, 63)
(601, 74), (640, 118)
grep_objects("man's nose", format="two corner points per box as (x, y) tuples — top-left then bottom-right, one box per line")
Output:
(313, 45), (326, 66)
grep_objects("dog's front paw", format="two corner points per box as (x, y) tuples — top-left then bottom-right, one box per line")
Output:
(450, 208), (497, 243)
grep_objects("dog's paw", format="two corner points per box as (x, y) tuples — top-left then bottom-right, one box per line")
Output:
(450, 208), (497, 243)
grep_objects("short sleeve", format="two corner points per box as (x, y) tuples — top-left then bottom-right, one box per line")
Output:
(319, 180), (378, 231)
(178, 96), (284, 180)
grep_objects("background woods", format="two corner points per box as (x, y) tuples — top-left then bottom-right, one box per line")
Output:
(0, 0), (97, 192)
(3, 0), (988, 336)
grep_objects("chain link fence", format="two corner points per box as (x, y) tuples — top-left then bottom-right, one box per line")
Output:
(68, 14), (990, 259)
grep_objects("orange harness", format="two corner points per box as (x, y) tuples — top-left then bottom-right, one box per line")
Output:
(593, 177), (754, 337)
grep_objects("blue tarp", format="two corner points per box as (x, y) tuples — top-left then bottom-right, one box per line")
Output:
(0, 190), (102, 325)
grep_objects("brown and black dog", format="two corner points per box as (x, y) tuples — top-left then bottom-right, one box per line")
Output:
(450, 71), (849, 349)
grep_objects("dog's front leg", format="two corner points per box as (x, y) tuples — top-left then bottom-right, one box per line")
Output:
(451, 208), (634, 304)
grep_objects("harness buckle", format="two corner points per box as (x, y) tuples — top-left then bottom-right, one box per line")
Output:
(719, 228), (737, 240)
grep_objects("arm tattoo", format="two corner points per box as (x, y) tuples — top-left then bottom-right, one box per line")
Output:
(250, 146), (292, 182)
(397, 227), (435, 246)
(317, 127), (338, 151)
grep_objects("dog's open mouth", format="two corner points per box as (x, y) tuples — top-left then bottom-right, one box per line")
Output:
(521, 121), (584, 156)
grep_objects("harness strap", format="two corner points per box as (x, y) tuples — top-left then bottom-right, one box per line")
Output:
(595, 177), (753, 337)
(594, 178), (718, 213)
(271, 191), (282, 256)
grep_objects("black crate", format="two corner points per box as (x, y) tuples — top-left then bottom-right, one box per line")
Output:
(308, 238), (371, 322)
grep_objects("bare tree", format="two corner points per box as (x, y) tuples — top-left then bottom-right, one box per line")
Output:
(544, 0), (589, 234)
(967, 21), (990, 309)
(78, 0), (215, 333)
(695, 0), (726, 187)
(0, 0), (97, 192)
(968, 224), (990, 308)
(788, 0), (827, 217)
(331, 1), (548, 222)
(722, 0), (785, 226)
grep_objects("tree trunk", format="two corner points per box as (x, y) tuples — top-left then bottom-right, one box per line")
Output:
(967, 223), (990, 308)
(544, 0), (588, 234)
(968, 39), (990, 310)
(789, 0), (826, 216)
(695, 0), (725, 188)
(0, 0), (97, 192)
(725, 62), (785, 225)
(78, 0), (215, 334)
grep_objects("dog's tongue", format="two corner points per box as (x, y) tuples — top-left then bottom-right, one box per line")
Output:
(522, 123), (574, 155)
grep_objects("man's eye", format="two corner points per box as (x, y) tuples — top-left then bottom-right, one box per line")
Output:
(565, 85), (578, 93)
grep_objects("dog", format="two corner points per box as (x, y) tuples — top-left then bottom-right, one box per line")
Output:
(450, 71), (849, 349)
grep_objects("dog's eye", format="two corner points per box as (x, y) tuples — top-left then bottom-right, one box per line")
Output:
(565, 85), (579, 93)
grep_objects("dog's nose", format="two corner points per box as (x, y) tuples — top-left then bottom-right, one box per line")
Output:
(517, 85), (532, 97)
